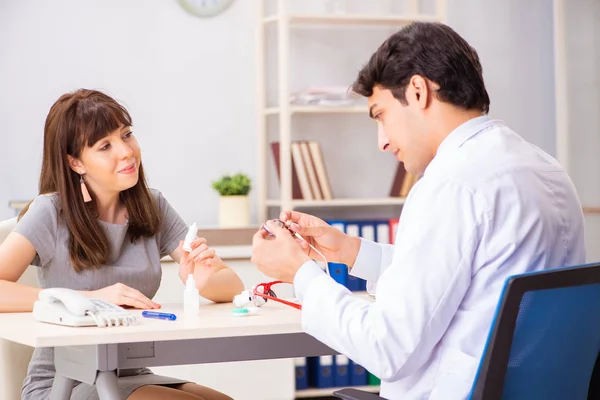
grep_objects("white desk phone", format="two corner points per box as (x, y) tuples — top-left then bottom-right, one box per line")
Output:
(33, 288), (137, 327)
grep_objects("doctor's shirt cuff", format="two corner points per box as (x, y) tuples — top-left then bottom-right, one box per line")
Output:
(350, 238), (384, 282)
(293, 260), (326, 302)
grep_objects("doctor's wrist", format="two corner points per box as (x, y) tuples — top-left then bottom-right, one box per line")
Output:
(340, 235), (361, 267)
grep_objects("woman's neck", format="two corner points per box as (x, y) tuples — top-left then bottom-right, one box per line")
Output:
(94, 192), (127, 224)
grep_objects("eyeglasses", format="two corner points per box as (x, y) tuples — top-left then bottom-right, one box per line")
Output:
(233, 280), (302, 310)
(254, 280), (302, 310)
(234, 220), (330, 311)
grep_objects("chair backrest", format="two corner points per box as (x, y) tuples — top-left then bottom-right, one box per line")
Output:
(0, 216), (37, 286)
(0, 216), (37, 400)
(0, 216), (18, 243)
(469, 263), (600, 400)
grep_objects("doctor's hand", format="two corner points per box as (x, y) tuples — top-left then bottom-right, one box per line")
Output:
(251, 220), (312, 283)
(279, 210), (361, 267)
(177, 238), (225, 292)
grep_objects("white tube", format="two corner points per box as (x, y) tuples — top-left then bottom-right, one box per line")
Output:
(182, 222), (198, 252)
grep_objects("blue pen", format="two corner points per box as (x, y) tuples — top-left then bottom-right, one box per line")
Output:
(142, 311), (177, 321)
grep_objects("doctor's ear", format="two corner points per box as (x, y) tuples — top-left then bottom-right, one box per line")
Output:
(408, 75), (431, 109)
(67, 155), (86, 175)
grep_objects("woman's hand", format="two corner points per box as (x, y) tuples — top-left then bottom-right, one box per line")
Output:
(85, 283), (161, 310)
(171, 237), (244, 303)
(178, 238), (226, 292)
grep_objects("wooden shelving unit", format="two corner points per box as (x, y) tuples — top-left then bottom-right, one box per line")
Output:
(256, 1), (447, 223)
(263, 13), (442, 26)
(265, 197), (406, 208)
(264, 105), (367, 116)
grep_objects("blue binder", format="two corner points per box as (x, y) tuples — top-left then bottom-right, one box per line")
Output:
(295, 357), (308, 390)
(334, 354), (351, 387)
(359, 278), (367, 291)
(327, 220), (346, 233)
(308, 355), (334, 388)
(349, 360), (368, 386)
(329, 262), (348, 287)
(346, 274), (361, 291)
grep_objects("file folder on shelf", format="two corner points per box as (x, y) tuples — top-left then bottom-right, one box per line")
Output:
(334, 354), (351, 387)
(308, 355), (334, 388)
(329, 262), (348, 287)
(295, 357), (308, 390)
(349, 360), (368, 386)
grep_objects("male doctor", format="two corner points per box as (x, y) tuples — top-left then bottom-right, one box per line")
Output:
(251, 22), (586, 399)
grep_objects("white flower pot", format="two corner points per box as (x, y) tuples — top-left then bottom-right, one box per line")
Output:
(218, 195), (250, 228)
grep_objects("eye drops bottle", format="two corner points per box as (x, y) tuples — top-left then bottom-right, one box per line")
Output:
(184, 274), (200, 316)
(183, 222), (198, 252)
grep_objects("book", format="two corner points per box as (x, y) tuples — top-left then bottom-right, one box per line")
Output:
(291, 142), (314, 200)
(300, 141), (323, 200)
(270, 142), (303, 199)
(308, 141), (333, 200)
(389, 162), (407, 197)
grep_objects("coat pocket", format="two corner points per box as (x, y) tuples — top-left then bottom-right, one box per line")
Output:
(430, 348), (480, 400)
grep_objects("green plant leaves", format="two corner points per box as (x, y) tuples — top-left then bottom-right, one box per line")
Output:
(211, 173), (251, 196)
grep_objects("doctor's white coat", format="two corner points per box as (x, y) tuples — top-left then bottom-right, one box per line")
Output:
(293, 116), (586, 400)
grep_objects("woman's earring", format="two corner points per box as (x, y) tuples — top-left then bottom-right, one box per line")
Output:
(80, 175), (92, 203)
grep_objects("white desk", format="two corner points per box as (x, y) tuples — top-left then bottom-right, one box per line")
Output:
(0, 301), (336, 400)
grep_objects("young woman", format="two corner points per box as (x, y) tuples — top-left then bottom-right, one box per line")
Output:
(0, 89), (244, 400)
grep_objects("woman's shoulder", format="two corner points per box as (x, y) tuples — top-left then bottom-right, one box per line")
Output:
(148, 188), (171, 211)
(16, 193), (62, 241)
(29, 192), (61, 214)
(149, 188), (161, 200)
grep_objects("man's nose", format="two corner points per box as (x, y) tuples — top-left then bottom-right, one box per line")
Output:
(378, 125), (390, 152)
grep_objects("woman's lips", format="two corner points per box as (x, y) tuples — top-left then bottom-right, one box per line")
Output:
(119, 164), (136, 174)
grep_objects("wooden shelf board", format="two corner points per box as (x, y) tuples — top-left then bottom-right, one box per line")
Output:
(266, 198), (406, 207)
(265, 105), (367, 115)
(263, 14), (442, 26)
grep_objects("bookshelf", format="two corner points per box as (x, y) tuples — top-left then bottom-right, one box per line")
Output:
(266, 198), (406, 208)
(264, 105), (367, 116)
(256, 0), (447, 223)
(262, 13), (442, 26)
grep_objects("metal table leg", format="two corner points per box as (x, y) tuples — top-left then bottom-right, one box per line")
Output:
(49, 373), (75, 400)
(95, 371), (122, 400)
(51, 344), (120, 399)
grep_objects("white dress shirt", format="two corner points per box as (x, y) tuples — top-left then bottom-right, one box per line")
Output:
(293, 116), (586, 400)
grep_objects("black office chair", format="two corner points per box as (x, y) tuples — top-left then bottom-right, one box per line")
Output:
(334, 262), (600, 400)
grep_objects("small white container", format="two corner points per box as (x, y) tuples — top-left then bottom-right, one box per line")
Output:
(183, 274), (199, 316)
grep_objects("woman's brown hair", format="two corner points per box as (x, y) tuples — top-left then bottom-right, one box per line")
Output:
(20, 89), (161, 272)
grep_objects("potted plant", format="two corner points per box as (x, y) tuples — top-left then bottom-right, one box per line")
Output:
(211, 173), (252, 228)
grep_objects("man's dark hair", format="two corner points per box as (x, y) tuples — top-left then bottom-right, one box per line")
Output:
(352, 22), (490, 114)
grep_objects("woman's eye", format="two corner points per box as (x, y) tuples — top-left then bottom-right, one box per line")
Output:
(99, 144), (110, 151)
(123, 131), (133, 139)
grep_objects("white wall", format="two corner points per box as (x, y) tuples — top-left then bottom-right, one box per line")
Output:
(0, 0), (257, 225)
(448, 0), (556, 155)
(0, 0), (558, 227)
(563, 0), (600, 262)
